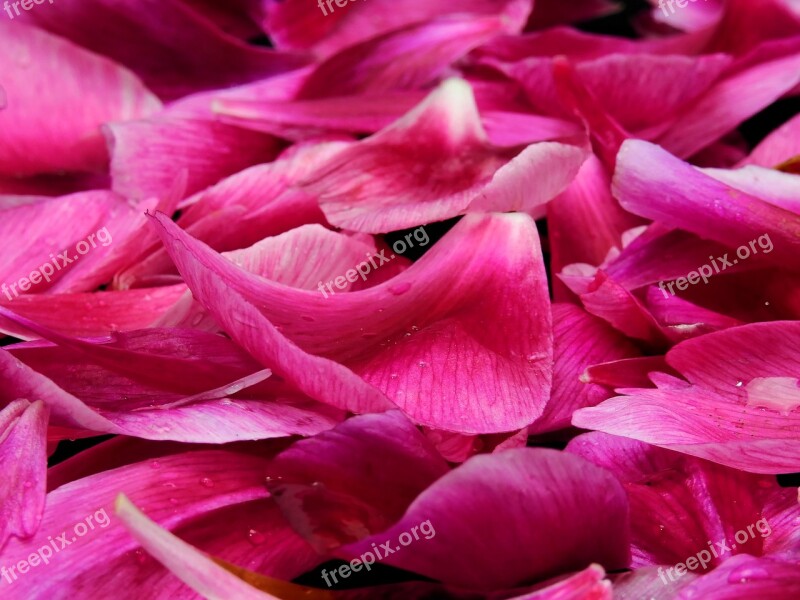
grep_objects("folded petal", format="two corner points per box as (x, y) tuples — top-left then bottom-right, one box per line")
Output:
(304, 78), (585, 233)
(150, 211), (553, 433)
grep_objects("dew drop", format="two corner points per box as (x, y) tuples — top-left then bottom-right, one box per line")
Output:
(200, 477), (215, 488)
(133, 549), (147, 564)
(388, 282), (411, 295)
(735, 381), (743, 387)
(390, 373), (398, 380)
(727, 564), (770, 583)
(150, 460), (161, 470)
(248, 529), (266, 545)
(418, 361), (427, 368)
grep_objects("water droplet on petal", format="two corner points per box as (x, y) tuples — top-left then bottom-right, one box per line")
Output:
(388, 282), (411, 295)
(150, 460), (161, 470)
(727, 564), (771, 584)
(418, 361), (427, 368)
(133, 549), (147, 564)
(200, 477), (214, 488)
(248, 529), (266, 545)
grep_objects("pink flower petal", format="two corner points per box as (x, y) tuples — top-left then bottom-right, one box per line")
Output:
(0, 400), (48, 550)
(150, 211), (552, 433)
(23, 0), (309, 99)
(529, 304), (639, 434)
(114, 495), (280, 600)
(304, 78), (585, 233)
(338, 448), (630, 590)
(264, 0), (530, 57)
(0, 23), (160, 178)
(0, 450), (281, 597)
(574, 321), (800, 473)
(266, 410), (448, 552)
(613, 140), (800, 270)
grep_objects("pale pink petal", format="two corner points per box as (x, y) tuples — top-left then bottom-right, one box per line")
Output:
(0, 450), (299, 597)
(114, 495), (280, 600)
(613, 140), (800, 270)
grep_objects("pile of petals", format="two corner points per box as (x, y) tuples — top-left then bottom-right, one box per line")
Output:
(2, 0), (800, 598)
